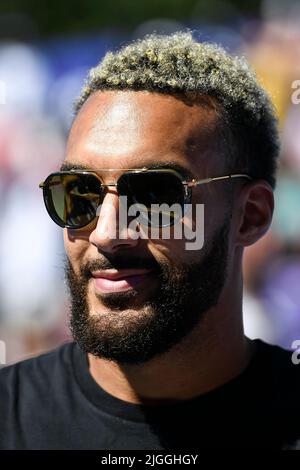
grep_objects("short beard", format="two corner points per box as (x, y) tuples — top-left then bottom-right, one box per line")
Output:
(66, 218), (230, 365)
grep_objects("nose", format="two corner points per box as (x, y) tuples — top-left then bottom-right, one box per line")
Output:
(89, 189), (140, 253)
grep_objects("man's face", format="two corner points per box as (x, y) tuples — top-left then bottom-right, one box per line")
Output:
(64, 90), (232, 364)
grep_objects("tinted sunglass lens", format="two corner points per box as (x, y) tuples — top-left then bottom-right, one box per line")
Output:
(44, 173), (102, 228)
(118, 171), (184, 226)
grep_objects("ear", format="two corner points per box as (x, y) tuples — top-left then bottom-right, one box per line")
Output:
(234, 180), (274, 248)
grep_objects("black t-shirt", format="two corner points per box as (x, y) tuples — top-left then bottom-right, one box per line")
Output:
(0, 339), (300, 450)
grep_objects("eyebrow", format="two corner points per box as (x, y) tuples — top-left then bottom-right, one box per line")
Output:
(60, 161), (195, 179)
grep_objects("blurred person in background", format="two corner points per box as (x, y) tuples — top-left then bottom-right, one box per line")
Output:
(0, 43), (68, 361)
(0, 32), (300, 450)
(241, 16), (300, 348)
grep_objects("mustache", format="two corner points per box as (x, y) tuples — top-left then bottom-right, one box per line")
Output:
(74, 254), (161, 280)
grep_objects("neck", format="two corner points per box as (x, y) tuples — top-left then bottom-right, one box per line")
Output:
(88, 282), (254, 405)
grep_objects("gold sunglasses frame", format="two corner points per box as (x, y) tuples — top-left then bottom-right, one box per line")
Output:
(39, 167), (252, 229)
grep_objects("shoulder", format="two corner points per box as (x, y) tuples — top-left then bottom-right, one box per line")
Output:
(0, 341), (77, 397)
(0, 342), (81, 449)
(252, 339), (300, 396)
(254, 339), (298, 369)
(251, 340), (300, 449)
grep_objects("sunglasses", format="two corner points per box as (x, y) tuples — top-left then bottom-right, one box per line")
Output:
(39, 168), (252, 229)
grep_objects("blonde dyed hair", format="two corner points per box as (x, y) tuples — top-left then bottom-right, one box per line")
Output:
(74, 32), (279, 188)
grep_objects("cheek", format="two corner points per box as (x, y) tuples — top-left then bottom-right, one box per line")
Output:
(146, 209), (208, 265)
(147, 237), (202, 267)
(63, 229), (85, 272)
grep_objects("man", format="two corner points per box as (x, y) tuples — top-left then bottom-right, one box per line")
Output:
(0, 32), (299, 450)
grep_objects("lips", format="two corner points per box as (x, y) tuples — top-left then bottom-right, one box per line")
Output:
(92, 269), (154, 293)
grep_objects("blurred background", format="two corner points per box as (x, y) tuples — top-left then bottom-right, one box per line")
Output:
(0, 0), (299, 364)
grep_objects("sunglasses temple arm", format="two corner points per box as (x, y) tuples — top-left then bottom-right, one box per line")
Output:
(186, 174), (252, 187)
